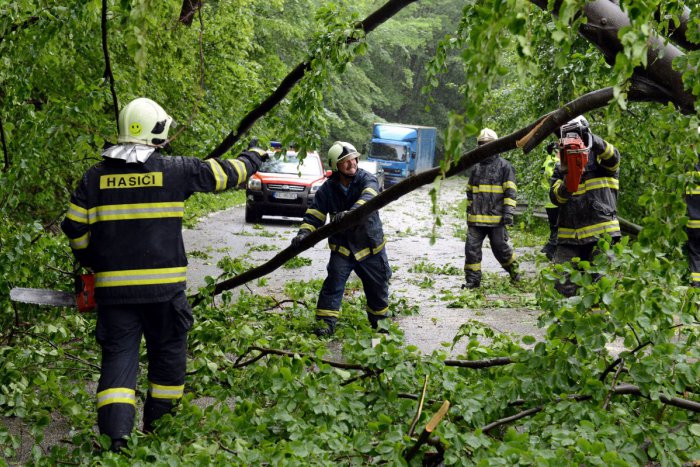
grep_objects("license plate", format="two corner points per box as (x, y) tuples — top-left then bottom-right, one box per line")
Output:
(273, 192), (298, 200)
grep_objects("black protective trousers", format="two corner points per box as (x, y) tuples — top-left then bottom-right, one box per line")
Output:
(95, 291), (193, 441)
(688, 235), (700, 287)
(464, 225), (517, 284)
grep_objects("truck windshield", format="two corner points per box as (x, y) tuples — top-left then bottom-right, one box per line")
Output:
(370, 143), (407, 162)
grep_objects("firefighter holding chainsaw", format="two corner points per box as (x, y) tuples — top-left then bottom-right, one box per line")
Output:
(291, 141), (391, 337)
(463, 128), (521, 289)
(61, 97), (266, 452)
(549, 115), (621, 297)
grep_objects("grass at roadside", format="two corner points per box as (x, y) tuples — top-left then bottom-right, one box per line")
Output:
(183, 190), (246, 228)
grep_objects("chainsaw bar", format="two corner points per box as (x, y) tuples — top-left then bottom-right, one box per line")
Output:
(10, 288), (76, 307)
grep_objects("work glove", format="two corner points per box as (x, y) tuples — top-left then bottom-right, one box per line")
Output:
(246, 137), (269, 161)
(502, 213), (514, 227)
(291, 230), (310, 247)
(331, 211), (348, 223)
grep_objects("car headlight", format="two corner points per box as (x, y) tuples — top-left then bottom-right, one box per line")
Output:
(247, 178), (262, 191)
(310, 182), (323, 194)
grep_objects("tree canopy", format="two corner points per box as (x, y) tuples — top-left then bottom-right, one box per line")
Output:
(1, 0), (699, 464)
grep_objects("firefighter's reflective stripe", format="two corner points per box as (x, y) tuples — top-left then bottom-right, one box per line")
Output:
(362, 187), (378, 197)
(558, 220), (620, 240)
(96, 387), (136, 409)
(88, 202), (185, 222)
(67, 203), (89, 224)
(299, 223), (317, 232)
(467, 214), (502, 224)
(316, 308), (340, 318)
(367, 305), (389, 316)
(95, 267), (187, 288)
(500, 253), (517, 268)
(227, 159), (248, 187)
(69, 232), (90, 250)
(502, 181), (517, 191)
(148, 382), (184, 400)
(353, 239), (386, 261)
(306, 209), (326, 222)
(206, 159), (228, 191)
(572, 177), (619, 195)
(328, 243), (352, 257)
(688, 187), (700, 195)
(689, 220), (700, 229)
(470, 184), (504, 193)
(597, 142), (615, 161)
(464, 263), (481, 271)
(692, 272), (700, 283)
(356, 199), (367, 206)
(504, 198), (517, 207)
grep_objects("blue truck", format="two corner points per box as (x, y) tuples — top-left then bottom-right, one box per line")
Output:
(367, 123), (437, 187)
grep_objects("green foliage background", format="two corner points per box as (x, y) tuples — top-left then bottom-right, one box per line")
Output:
(1, 0), (699, 464)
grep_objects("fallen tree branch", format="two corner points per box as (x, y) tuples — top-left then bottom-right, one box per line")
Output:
(443, 357), (514, 369)
(403, 400), (450, 461)
(192, 85), (658, 305)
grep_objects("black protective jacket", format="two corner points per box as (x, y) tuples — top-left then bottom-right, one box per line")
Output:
(549, 133), (621, 245)
(298, 169), (385, 261)
(61, 149), (262, 305)
(466, 155), (517, 227)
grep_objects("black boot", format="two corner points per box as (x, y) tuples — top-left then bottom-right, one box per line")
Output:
(110, 438), (127, 453)
(313, 317), (337, 337)
(462, 271), (481, 289)
(367, 312), (389, 333)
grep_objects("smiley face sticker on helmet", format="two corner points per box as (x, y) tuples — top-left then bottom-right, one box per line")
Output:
(129, 122), (143, 136)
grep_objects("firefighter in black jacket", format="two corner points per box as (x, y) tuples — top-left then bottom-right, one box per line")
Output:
(61, 97), (265, 451)
(549, 115), (621, 297)
(464, 128), (521, 289)
(291, 141), (391, 337)
(686, 151), (700, 287)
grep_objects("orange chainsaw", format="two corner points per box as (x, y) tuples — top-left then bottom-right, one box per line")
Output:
(558, 133), (591, 193)
(10, 273), (96, 312)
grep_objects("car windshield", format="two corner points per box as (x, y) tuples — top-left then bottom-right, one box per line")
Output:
(369, 142), (407, 162)
(260, 155), (321, 176)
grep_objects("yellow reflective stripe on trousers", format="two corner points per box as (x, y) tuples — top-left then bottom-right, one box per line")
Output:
(500, 253), (516, 268)
(367, 306), (388, 316)
(66, 202), (89, 224)
(96, 387), (136, 409)
(95, 266), (187, 287)
(69, 232), (90, 250)
(316, 308), (340, 318)
(206, 159), (228, 191)
(688, 220), (700, 229)
(472, 184), (504, 193)
(558, 220), (620, 240)
(692, 272), (700, 283)
(468, 214), (502, 224)
(88, 202), (184, 222)
(149, 381), (184, 400)
(306, 209), (326, 222)
(464, 263), (481, 271)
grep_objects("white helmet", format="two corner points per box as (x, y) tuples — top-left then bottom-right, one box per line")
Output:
(477, 128), (498, 144)
(118, 97), (173, 146)
(328, 141), (360, 171)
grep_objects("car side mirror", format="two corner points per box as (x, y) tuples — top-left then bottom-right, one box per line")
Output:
(325, 170), (332, 177)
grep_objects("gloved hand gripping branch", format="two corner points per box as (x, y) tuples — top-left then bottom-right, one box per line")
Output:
(291, 230), (310, 247)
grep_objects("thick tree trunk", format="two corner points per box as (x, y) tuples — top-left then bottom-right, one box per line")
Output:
(529, 0), (696, 113)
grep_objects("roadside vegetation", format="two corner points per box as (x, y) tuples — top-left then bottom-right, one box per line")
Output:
(1, 0), (698, 464)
